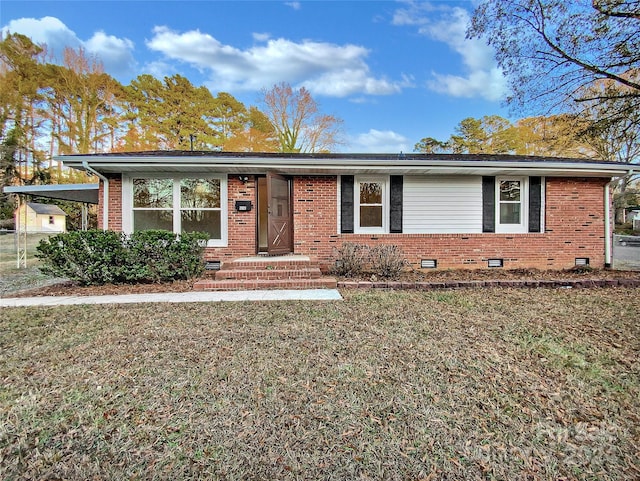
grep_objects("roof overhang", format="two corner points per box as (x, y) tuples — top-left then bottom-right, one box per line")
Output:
(57, 152), (636, 179)
(3, 183), (100, 204)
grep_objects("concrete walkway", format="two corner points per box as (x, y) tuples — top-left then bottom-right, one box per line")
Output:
(1, 289), (343, 307)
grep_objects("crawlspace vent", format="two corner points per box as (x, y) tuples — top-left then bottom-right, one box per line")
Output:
(575, 257), (590, 266)
(421, 259), (437, 269)
(487, 258), (504, 268)
(205, 260), (222, 271)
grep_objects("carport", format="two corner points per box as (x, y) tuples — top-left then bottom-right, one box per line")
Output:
(2, 183), (99, 267)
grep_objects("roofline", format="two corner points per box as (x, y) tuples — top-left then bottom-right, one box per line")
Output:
(51, 150), (631, 163)
(3, 183), (100, 204)
(25, 202), (67, 215)
(4, 183), (100, 193)
(57, 153), (635, 177)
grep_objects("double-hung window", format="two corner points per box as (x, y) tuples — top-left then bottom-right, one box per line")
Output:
(127, 175), (227, 246)
(179, 179), (222, 240)
(495, 177), (528, 233)
(133, 178), (174, 231)
(355, 176), (388, 233)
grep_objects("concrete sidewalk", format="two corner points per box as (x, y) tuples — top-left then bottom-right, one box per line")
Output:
(1, 289), (343, 307)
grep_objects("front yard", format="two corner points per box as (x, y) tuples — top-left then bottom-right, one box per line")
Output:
(1, 288), (639, 480)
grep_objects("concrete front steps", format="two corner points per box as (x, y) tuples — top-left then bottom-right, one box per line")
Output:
(193, 255), (337, 291)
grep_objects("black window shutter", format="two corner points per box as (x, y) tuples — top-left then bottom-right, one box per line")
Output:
(340, 175), (354, 233)
(528, 176), (542, 232)
(482, 176), (495, 233)
(389, 175), (403, 233)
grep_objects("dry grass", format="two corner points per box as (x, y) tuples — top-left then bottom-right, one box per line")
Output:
(0, 233), (67, 296)
(0, 233), (51, 272)
(1, 288), (639, 480)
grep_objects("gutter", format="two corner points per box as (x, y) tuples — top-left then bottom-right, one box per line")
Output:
(59, 163), (630, 179)
(604, 169), (635, 268)
(82, 161), (109, 230)
(57, 155), (633, 174)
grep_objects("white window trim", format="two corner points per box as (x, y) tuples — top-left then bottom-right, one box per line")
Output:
(122, 174), (228, 247)
(495, 176), (528, 234)
(354, 175), (389, 234)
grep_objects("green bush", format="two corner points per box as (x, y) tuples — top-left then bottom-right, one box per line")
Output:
(123, 230), (209, 283)
(36, 230), (128, 285)
(36, 229), (209, 285)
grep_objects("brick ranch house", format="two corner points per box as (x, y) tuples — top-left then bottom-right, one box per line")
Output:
(59, 151), (635, 273)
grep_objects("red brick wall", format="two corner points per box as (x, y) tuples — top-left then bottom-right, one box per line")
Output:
(101, 174), (257, 261)
(290, 175), (608, 272)
(102, 173), (609, 271)
(98, 174), (122, 231)
(205, 175), (257, 261)
(292, 175), (340, 263)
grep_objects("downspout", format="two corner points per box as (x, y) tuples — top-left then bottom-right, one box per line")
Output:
(604, 169), (634, 268)
(604, 179), (613, 268)
(82, 161), (109, 230)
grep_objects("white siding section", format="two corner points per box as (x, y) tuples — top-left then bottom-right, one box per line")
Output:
(403, 176), (483, 233)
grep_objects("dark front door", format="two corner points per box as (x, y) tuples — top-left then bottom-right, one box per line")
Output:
(267, 173), (293, 254)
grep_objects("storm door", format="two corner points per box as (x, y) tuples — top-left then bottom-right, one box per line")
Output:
(266, 173), (293, 254)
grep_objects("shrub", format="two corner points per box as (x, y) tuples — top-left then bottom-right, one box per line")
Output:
(36, 229), (209, 285)
(331, 243), (370, 277)
(332, 243), (408, 279)
(36, 230), (128, 285)
(615, 222), (635, 235)
(123, 230), (209, 283)
(369, 244), (407, 279)
(567, 264), (594, 274)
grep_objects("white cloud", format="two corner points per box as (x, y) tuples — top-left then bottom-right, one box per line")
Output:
(146, 26), (410, 97)
(349, 129), (410, 153)
(391, 1), (439, 26)
(2, 16), (81, 53)
(302, 71), (412, 97)
(428, 67), (505, 102)
(393, 3), (507, 101)
(84, 31), (136, 75)
(252, 32), (271, 42)
(143, 60), (173, 80)
(1, 16), (136, 76)
(285, 2), (302, 10)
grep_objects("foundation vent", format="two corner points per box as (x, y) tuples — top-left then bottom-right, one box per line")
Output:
(205, 260), (222, 271)
(421, 259), (437, 269)
(487, 258), (504, 268)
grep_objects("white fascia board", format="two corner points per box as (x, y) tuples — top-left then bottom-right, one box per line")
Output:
(3, 183), (100, 203)
(58, 155), (635, 178)
(4, 183), (100, 193)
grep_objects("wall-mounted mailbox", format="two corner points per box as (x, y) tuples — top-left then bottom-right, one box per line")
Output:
(235, 200), (253, 212)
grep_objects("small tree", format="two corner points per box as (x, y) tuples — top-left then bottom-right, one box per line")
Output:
(260, 82), (344, 153)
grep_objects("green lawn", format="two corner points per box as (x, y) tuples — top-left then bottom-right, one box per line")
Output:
(1, 288), (639, 480)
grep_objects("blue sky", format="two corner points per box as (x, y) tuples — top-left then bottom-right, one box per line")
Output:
(1, 0), (512, 152)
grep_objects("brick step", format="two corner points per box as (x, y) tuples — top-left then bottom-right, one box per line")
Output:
(215, 267), (322, 280)
(222, 259), (318, 270)
(193, 277), (337, 291)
